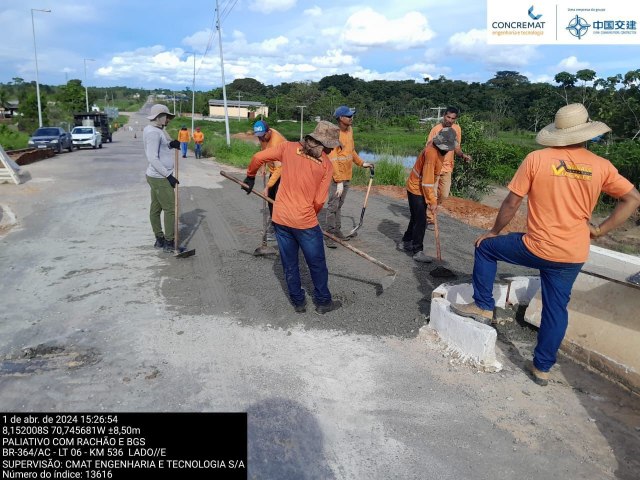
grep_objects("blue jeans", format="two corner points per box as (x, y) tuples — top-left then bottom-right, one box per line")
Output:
(472, 233), (583, 372)
(180, 142), (188, 157)
(194, 143), (202, 158)
(273, 223), (332, 307)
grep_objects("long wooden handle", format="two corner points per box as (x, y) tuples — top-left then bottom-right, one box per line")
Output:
(220, 171), (396, 275)
(433, 211), (441, 262)
(174, 149), (179, 251)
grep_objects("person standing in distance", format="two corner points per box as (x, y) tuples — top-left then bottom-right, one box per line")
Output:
(450, 103), (640, 386)
(242, 121), (342, 315)
(192, 127), (204, 159)
(325, 105), (372, 248)
(426, 106), (472, 229)
(143, 104), (182, 252)
(178, 125), (190, 158)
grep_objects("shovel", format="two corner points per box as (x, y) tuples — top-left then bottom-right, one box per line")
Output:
(220, 171), (397, 291)
(253, 168), (277, 256)
(173, 150), (196, 258)
(346, 165), (374, 239)
(429, 211), (455, 278)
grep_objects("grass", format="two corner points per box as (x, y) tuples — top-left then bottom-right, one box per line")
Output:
(351, 157), (407, 187)
(0, 124), (30, 150)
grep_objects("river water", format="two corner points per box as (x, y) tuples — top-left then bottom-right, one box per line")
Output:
(358, 151), (416, 168)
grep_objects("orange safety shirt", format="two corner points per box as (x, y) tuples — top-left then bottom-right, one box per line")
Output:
(405, 145), (443, 205)
(259, 128), (287, 188)
(192, 131), (204, 144)
(178, 129), (190, 142)
(248, 142), (333, 229)
(328, 127), (364, 182)
(509, 146), (634, 263)
(427, 123), (462, 174)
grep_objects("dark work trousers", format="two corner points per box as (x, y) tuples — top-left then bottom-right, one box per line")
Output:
(402, 190), (427, 253)
(267, 178), (280, 217)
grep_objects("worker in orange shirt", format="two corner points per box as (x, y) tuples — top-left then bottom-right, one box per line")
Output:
(253, 120), (286, 218)
(426, 106), (472, 229)
(325, 105), (372, 248)
(401, 128), (457, 263)
(451, 103), (640, 386)
(242, 121), (342, 315)
(178, 125), (190, 158)
(192, 127), (204, 159)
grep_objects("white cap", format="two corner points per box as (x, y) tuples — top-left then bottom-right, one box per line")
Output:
(146, 104), (175, 120)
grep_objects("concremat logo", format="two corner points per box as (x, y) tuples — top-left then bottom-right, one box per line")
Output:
(487, 0), (640, 44)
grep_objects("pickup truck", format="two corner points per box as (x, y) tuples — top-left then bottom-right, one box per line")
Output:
(28, 127), (73, 153)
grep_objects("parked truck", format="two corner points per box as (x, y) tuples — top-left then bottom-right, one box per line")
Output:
(73, 112), (112, 143)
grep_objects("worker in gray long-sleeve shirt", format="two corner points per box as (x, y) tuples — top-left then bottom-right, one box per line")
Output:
(143, 104), (182, 253)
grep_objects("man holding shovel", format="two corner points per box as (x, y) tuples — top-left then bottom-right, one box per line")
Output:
(450, 103), (640, 386)
(324, 105), (373, 248)
(143, 104), (182, 253)
(253, 120), (287, 239)
(242, 121), (342, 315)
(401, 128), (457, 263)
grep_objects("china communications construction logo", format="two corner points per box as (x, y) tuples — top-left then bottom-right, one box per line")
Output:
(566, 15), (591, 39)
(487, 0), (640, 45)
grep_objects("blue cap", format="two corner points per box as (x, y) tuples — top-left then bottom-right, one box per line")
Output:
(253, 120), (269, 136)
(334, 105), (355, 118)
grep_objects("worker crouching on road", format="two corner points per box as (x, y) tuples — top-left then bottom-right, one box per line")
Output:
(324, 105), (372, 248)
(143, 104), (182, 253)
(242, 121), (342, 315)
(401, 127), (457, 263)
(450, 103), (640, 386)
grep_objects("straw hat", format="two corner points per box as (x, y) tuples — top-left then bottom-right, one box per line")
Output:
(306, 121), (341, 148)
(536, 103), (611, 147)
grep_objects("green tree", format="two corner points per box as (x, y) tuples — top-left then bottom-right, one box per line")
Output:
(57, 79), (86, 114)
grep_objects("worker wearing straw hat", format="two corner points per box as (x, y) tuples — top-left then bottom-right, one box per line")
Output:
(450, 103), (640, 386)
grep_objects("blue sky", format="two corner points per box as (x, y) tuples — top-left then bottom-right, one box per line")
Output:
(1, 0), (638, 91)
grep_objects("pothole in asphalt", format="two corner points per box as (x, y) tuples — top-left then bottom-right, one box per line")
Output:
(0, 343), (100, 376)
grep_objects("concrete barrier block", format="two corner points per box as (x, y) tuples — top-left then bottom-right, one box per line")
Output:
(428, 297), (501, 371)
(505, 276), (540, 306)
(432, 282), (509, 308)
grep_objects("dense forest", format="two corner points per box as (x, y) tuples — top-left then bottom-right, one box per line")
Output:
(2, 69), (640, 138)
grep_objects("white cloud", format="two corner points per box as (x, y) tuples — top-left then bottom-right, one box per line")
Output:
(341, 8), (435, 49)
(310, 49), (356, 68)
(557, 56), (590, 71)
(249, 0), (297, 14)
(447, 29), (538, 68)
(304, 6), (322, 16)
(182, 29), (215, 53)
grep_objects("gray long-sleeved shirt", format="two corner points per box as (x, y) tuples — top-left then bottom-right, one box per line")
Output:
(144, 124), (174, 179)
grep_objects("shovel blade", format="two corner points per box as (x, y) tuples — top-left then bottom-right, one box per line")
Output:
(174, 248), (196, 258)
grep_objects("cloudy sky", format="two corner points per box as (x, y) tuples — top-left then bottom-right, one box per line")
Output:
(1, 0), (638, 91)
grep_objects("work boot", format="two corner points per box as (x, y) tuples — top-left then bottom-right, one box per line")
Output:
(154, 236), (165, 249)
(450, 302), (494, 324)
(325, 238), (337, 249)
(163, 239), (175, 253)
(293, 300), (307, 314)
(315, 300), (342, 315)
(333, 230), (346, 239)
(412, 251), (432, 263)
(527, 361), (550, 386)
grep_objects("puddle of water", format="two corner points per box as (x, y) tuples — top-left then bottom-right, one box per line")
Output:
(358, 151), (416, 168)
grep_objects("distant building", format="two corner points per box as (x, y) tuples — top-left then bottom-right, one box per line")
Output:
(208, 100), (268, 119)
(0, 100), (19, 118)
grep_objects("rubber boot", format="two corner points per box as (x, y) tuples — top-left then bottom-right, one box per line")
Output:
(154, 236), (165, 249)
(163, 239), (175, 253)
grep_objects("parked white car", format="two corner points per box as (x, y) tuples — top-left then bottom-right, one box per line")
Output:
(71, 126), (102, 149)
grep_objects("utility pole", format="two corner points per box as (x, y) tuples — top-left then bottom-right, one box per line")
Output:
(296, 105), (306, 140)
(173, 93), (176, 115)
(237, 92), (242, 122)
(191, 54), (196, 135)
(31, 8), (51, 128)
(83, 58), (95, 112)
(216, 0), (231, 146)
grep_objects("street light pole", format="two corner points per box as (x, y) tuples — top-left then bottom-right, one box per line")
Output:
(215, 0), (231, 146)
(296, 105), (306, 140)
(83, 58), (95, 112)
(31, 8), (51, 128)
(191, 53), (195, 134)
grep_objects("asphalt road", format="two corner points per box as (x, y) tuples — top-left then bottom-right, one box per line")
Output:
(1, 112), (638, 479)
